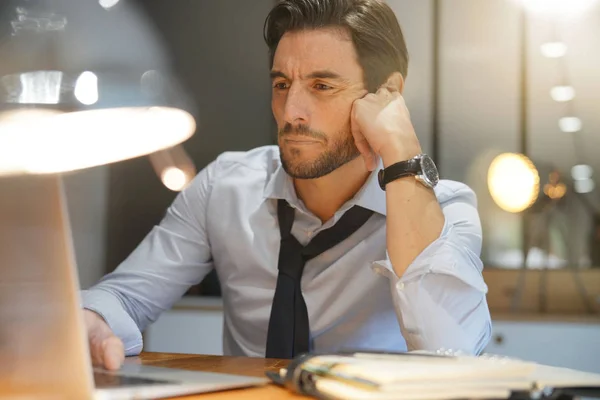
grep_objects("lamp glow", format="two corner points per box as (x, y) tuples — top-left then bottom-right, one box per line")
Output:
(74, 71), (99, 105)
(571, 164), (593, 180)
(543, 171), (567, 200)
(575, 179), (595, 194)
(99, 0), (120, 9)
(149, 145), (197, 192)
(4, 71), (63, 104)
(544, 182), (567, 200)
(559, 117), (582, 133)
(161, 167), (190, 192)
(0, 107), (195, 175)
(488, 153), (540, 213)
(540, 42), (567, 58)
(519, 0), (599, 18)
(550, 86), (575, 102)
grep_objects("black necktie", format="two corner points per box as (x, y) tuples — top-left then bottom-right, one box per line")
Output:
(265, 199), (374, 359)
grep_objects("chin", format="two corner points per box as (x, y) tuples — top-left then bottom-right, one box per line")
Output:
(278, 134), (361, 179)
(280, 148), (315, 166)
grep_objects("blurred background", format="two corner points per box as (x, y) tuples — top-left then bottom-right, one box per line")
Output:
(16, 0), (599, 372)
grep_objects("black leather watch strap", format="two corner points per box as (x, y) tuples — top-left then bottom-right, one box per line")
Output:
(377, 158), (421, 190)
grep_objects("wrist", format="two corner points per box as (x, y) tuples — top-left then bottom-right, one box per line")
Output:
(84, 308), (108, 329)
(379, 137), (422, 168)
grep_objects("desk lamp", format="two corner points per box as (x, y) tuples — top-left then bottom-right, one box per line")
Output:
(0, 0), (195, 398)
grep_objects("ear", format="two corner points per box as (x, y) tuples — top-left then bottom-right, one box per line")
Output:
(381, 72), (405, 94)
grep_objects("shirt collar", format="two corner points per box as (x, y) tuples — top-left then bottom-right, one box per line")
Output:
(352, 158), (386, 216)
(263, 157), (298, 204)
(263, 156), (387, 216)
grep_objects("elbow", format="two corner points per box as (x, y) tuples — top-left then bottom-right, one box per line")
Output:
(403, 285), (493, 356)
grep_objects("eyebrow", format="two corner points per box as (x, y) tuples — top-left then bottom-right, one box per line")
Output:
(269, 70), (288, 80)
(307, 70), (344, 80)
(269, 69), (347, 82)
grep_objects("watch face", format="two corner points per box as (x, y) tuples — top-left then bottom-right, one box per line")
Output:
(419, 155), (439, 188)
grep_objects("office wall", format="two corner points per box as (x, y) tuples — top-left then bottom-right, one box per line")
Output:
(387, 0), (434, 156)
(63, 167), (109, 289)
(104, 0), (276, 277)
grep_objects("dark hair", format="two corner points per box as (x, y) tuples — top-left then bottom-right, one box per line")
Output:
(264, 0), (409, 92)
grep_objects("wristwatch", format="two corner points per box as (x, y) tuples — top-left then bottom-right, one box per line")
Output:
(377, 154), (439, 190)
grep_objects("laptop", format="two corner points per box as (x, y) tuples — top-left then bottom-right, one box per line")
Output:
(0, 174), (268, 399)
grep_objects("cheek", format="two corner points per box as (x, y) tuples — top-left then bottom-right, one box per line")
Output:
(271, 96), (285, 124)
(319, 101), (353, 132)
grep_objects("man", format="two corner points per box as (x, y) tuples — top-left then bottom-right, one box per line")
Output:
(84, 0), (491, 370)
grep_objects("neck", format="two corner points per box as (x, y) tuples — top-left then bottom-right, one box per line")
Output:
(293, 157), (370, 223)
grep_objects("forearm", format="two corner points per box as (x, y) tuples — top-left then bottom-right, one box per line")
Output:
(373, 176), (491, 354)
(79, 164), (217, 353)
(81, 241), (208, 356)
(382, 146), (445, 277)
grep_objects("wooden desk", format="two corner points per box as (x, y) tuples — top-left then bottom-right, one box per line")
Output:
(134, 352), (303, 399)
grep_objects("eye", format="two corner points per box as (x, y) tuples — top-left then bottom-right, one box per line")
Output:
(273, 81), (288, 90)
(314, 83), (333, 91)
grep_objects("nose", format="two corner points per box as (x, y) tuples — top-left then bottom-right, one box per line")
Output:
(283, 84), (311, 127)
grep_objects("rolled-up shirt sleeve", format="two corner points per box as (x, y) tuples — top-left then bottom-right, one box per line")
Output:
(81, 161), (217, 356)
(372, 182), (492, 355)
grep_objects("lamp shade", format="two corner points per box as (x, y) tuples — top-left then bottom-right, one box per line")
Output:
(0, 0), (196, 176)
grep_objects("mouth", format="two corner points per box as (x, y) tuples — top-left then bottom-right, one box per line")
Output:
(283, 137), (321, 145)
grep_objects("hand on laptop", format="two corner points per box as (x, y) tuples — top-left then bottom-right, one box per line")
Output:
(84, 309), (125, 370)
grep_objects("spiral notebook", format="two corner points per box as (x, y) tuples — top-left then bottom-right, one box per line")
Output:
(267, 350), (600, 400)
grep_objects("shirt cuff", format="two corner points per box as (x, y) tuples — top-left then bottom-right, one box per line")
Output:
(81, 289), (143, 356)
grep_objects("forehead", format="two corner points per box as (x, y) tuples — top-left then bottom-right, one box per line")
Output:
(272, 27), (363, 79)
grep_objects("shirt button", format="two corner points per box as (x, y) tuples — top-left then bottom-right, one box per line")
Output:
(396, 282), (405, 291)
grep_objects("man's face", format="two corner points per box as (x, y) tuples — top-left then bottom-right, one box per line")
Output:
(271, 28), (367, 179)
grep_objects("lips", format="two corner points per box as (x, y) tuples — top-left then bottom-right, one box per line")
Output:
(286, 139), (318, 144)
(283, 136), (321, 144)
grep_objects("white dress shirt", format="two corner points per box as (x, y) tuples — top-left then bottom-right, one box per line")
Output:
(82, 145), (491, 357)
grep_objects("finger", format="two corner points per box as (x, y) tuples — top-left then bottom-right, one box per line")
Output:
(350, 107), (377, 171)
(89, 337), (105, 367)
(363, 92), (379, 103)
(84, 310), (113, 367)
(375, 87), (393, 103)
(102, 336), (125, 371)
